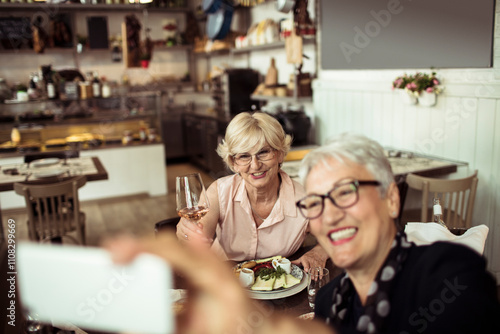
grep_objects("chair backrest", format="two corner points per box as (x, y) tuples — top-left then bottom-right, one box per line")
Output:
(405, 170), (478, 229)
(154, 217), (181, 236)
(14, 175), (87, 244)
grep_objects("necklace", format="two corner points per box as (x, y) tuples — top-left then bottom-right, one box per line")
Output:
(251, 205), (267, 221)
(250, 176), (281, 222)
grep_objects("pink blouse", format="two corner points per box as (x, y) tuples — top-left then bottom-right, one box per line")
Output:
(211, 171), (309, 261)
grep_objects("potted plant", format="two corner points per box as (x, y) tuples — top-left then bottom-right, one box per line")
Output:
(392, 71), (443, 106)
(392, 73), (413, 90)
(76, 35), (88, 54)
(16, 83), (29, 102)
(140, 53), (151, 68)
(392, 73), (417, 105)
(139, 30), (154, 69)
(413, 71), (443, 107)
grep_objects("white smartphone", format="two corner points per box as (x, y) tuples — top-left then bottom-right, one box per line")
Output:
(17, 242), (174, 334)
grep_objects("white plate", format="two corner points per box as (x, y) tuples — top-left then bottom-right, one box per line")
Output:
(33, 168), (65, 178)
(31, 158), (61, 168)
(235, 262), (307, 300)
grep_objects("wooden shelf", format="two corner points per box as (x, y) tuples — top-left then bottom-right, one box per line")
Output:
(0, 3), (189, 12)
(154, 44), (193, 52)
(231, 38), (315, 55)
(193, 48), (231, 57)
(0, 47), (75, 54)
(250, 94), (312, 103)
(191, 38), (314, 57)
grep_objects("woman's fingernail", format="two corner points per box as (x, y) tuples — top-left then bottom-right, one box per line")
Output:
(196, 229), (203, 234)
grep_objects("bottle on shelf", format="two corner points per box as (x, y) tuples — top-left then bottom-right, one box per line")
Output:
(79, 81), (92, 100)
(27, 73), (39, 100)
(433, 197), (447, 228)
(111, 40), (122, 62)
(122, 130), (133, 145)
(101, 78), (111, 98)
(46, 75), (57, 100)
(11, 126), (21, 145)
(139, 127), (147, 142)
(148, 128), (157, 142)
(92, 72), (101, 98)
(264, 57), (278, 87)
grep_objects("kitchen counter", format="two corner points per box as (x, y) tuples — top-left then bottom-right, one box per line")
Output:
(0, 143), (167, 210)
(0, 140), (162, 160)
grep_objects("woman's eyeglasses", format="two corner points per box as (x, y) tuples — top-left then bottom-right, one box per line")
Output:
(296, 179), (381, 219)
(232, 148), (275, 166)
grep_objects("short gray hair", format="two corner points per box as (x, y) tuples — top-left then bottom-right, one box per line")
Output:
(298, 133), (395, 196)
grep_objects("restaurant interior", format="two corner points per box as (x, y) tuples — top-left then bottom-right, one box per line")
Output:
(0, 0), (500, 332)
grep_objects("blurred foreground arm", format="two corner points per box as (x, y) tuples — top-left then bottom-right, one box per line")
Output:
(104, 232), (335, 334)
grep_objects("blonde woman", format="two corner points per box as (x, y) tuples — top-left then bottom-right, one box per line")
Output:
(176, 112), (328, 271)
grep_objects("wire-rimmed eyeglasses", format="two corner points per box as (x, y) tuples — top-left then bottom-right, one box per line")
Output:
(232, 147), (275, 166)
(296, 179), (381, 219)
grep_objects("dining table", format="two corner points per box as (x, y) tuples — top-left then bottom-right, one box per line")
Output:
(0, 156), (108, 243)
(13, 244), (337, 334)
(282, 148), (466, 181)
(283, 147), (467, 228)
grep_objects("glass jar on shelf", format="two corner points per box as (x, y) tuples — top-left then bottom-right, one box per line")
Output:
(122, 130), (133, 145)
(148, 128), (157, 142)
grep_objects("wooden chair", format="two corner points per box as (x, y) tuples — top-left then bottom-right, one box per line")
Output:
(404, 170), (478, 229)
(154, 217), (180, 236)
(14, 175), (87, 245)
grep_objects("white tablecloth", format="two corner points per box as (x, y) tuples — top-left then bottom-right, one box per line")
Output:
(0, 156), (98, 184)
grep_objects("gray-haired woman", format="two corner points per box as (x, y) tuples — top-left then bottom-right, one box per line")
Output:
(297, 133), (500, 333)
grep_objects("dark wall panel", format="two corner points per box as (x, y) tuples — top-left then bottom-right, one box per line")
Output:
(320, 0), (495, 69)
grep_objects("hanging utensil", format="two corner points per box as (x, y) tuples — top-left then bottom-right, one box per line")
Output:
(206, 1), (234, 40)
(276, 0), (295, 13)
(202, 0), (223, 14)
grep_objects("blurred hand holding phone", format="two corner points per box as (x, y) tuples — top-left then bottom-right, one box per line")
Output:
(17, 242), (174, 334)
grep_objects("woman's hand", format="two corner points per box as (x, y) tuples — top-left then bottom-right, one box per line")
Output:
(291, 244), (329, 273)
(176, 181), (219, 246)
(176, 217), (213, 245)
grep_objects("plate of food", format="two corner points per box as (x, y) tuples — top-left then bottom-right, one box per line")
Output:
(31, 158), (61, 168)
(233, 256), (307, 300)
(33, 168), (65, 178)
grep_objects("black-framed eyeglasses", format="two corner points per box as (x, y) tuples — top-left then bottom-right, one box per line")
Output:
(232, 147), (275, 166)
(296, 179), (381, 219)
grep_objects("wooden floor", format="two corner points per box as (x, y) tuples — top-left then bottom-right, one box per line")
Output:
(2, 162), (215, 247)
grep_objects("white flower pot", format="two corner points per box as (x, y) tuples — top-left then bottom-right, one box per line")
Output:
(398, 89), (417, 105)
(418, 91), (437, 107)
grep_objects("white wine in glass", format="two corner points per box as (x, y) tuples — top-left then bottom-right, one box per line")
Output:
(176, 173), (210, 222)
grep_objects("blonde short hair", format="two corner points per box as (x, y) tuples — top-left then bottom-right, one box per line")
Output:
(217, 112), (292, 172)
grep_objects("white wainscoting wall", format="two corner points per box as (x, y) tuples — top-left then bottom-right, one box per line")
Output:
(312, 70), (500, 281)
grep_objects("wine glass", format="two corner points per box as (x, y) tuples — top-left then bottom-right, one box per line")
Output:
(307, 267), (330, 309)
(176, 173), (210, 222)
